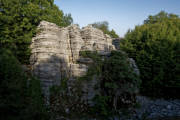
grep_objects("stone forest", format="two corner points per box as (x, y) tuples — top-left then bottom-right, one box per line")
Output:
(0, 0), (180, 120)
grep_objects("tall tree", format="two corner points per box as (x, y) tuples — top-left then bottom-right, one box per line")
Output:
(92, 21), (119, 38)
(0, 48), (49, 120)
(120, 11), (180, 98)
(0, 0), (73, 64)
(109, 29), (119, 38)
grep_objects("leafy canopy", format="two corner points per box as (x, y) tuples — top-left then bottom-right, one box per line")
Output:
(0, 48), (49, 120)
(92, 21), (119, 38)
(0, 0), (73, 63)
(80, 51), (140, 117)
(120, 11), (180, 98)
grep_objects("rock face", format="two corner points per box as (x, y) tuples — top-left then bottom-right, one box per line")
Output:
(112, 38), (122, 50)
(129, 58), (140, 76)
(30, 21), (115, 97)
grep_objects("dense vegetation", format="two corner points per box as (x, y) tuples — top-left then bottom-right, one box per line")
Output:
(0, 0), (179, 118)
(0, 49), (49, 120)
(92, 21), (119, 38)
(50, 51), (140, 118)
(0, 0), (73, 64)
(0, 0), (73, 119)
(91, 51), (140, 117)
(120, 11), (180, 98)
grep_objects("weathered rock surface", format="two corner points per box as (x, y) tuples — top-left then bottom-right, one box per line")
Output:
(30, 21), (115, 97)
(112, 38), (122, 50)
(134, 96), (180, 119)
(129, 58), (140, 76)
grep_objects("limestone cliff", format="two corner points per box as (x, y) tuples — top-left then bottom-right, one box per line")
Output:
(30, 21), (115, 95)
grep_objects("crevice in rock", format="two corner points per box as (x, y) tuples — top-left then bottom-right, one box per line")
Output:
(30, 21), (117, 101)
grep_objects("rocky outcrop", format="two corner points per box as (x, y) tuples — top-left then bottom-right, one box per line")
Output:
(129, 58), (140, 76)
(111, 38), (140, 76)
(30, 21), (115, 96)
(81, 25), (115, 52)
(112, 38), (122, 50)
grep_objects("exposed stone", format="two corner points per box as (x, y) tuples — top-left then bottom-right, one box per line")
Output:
(30, 21), (140, 106)
(80, 25), (115, 52)
(77, 58), (93, 64)
(30, 21), (115, 98)
(128, 58), (140, 76)
(112, 38), (122, 50)
(134, 96), (180, 120)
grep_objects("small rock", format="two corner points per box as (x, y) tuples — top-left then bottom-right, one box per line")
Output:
(150, 112), (157, 117)
(65, 108), (69, 113)
(167, 105), (171, 109)
(162, 109), (166, 112)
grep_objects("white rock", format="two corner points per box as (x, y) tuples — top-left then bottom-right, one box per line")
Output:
(30, 21), (115, 102)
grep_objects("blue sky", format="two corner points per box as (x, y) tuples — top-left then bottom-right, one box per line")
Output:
(54, 0), (180, 37)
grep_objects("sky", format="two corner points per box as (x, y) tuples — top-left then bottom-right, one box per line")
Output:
(54, 0), (180, 37)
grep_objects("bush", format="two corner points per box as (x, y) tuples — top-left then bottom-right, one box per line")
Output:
(49, 51), (140, 118)
(49, 78), (89, 119)
(81, 51), (140, 117)
(0, 48), (49, 120)
(91, 21), (119, 38)
(101, 51), (140, 108)
(120, 11), (180, 98)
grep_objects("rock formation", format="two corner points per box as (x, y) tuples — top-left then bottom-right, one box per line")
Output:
(112, 38), (122, 50)
(30, 21), (115, 97)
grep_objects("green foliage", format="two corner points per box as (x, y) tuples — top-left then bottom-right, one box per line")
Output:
(109, 29), (119, 38)
(49, 78), (89, 118)
(79, 51), (103, 77)
(49, 51), (140, 118)
(103, 51), (140, 87)
(80, 51), (140, 117)
(0, 48), (28, 120)
(91, 95), (110, 117)
(120, 11), (180, 98)
(0, 48), (49, 120)
(25, 77), (49, 120)
(92, 21), (119, 38)
(0, 0), (73, 64)
(62, 13), (73, 27)
(101, 51), (140, 108)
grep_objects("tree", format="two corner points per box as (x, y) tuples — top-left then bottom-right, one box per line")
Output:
(0, 0), (73, 64)
(0, 48), (49, 120)
(79, 51), (140, 117)
(109, 29), (119, 38)
(92, 21), (109, 34)
(62, 13), (73, 27)
(92, 21), (119, 38)
(101, 51), (140, 109)
(120, 11), (180, 98)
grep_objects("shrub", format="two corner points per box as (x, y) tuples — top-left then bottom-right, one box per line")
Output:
(91, 21), (119, 38)
(49, 78), (89, 118)
(101, 51), (140, 109)
(0, 48), (49, 120)
(81, 51), (140, 117)
(49, 51), (140, 118)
